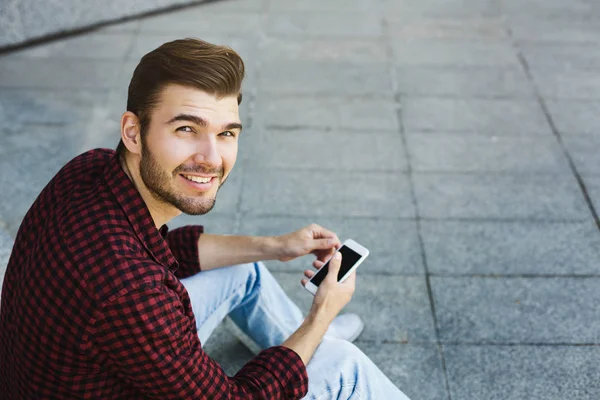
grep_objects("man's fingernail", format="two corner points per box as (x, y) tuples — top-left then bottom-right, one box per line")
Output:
(334, 252), (341, 259)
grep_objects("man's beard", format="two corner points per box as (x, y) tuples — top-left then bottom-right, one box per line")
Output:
(139, 143), (225, 215)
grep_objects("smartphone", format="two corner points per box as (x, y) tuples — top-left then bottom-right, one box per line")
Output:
(304, 239), (369, 295)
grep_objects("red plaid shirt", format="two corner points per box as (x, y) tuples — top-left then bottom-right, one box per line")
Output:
(0, 149), (308, 399)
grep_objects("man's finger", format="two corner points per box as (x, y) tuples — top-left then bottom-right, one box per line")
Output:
(325, 252), (342, 283)
(304, 269), (315, 279)
(313, 260), (324, 269)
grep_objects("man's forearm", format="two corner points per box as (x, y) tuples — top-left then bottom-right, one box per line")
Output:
(282, 310), (330, 366)
(197, 234), (282, 270)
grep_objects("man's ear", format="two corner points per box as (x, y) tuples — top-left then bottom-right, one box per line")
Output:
(120, 111), (142, 156)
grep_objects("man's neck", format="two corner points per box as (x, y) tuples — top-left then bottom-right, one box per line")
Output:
(120, 155), (180, 229)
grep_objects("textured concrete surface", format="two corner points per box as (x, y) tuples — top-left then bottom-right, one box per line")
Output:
(1, 0), (600, 398)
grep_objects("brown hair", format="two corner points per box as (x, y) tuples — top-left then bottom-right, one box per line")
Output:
(116, 38), (245, 159)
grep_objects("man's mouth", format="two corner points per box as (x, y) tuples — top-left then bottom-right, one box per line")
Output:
(182, 174), (213, 184)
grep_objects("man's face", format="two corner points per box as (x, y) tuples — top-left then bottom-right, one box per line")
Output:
(138, 84), (241, 215)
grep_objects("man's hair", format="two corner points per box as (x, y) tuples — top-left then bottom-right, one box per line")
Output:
(116, 38), (245, 159)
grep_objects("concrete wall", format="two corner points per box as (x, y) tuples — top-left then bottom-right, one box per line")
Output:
(0, 0), (209, 49)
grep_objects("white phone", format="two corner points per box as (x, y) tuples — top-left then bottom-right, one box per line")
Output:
(304, 239), (369, 295)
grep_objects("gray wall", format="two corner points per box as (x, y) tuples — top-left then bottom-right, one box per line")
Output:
(0, 0), (209, 49)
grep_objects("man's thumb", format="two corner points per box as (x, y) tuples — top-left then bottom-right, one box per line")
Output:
(326, 252), (342, 283)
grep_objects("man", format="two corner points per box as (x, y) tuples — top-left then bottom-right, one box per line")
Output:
(0, 38), (410, 399)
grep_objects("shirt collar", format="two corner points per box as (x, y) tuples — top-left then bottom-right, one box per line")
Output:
(104, 152), (177, 270)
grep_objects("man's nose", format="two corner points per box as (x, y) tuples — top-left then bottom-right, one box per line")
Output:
(191, 136), (221, 167)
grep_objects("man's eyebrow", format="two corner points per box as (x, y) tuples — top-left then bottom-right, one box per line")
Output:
(166, 114), (242, 131)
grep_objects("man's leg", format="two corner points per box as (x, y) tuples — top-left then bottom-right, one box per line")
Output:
(180, 262), (304, 347)
(303, 338), (411, 400)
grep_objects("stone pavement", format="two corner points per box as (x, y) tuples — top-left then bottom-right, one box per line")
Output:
(1, 0), (600, 398)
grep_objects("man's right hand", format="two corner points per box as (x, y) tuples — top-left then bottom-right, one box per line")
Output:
(309, 252), (356, 325)
(284, 252), (356, 366)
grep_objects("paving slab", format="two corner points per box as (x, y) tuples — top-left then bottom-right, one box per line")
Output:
(421, 221), (600, 275)
(243, 128), (408, 171)
(201, 322), (254, 376)
(359, 343), (448, 400)
(413, 173), (590, 220)
(265, 11), (383, 38)
(139, 9), (263, 36)
(258, 61), (393, 96)
(6, 32), (135, 59)
(382, 0), (501, 19)
(255, 94), (399, 131)
(273, 272), (436, 343)
(238, 216), (424, 274)
(0, 227), (14, 298)
(432, 277), (600, 343)
(583, 175), (600, 214)
(387, 18), (508, 40)
(258, 37), (388, 64)
(545, 100), (600, 135)
(240, 168), (415, 218)
(268, 0), (378, 12)
(407, 133), (569, 173)
(520, 44), (600, 72)
(395, 67), (535, 98)
(0, 58), (121, 89)
(508, 18), (600, 44)
(531, 70), (600, 100)
(562, 135), (600, 174)
(402, 97), (551, 134)
(391, 39), (519, 67)
(444, 345), (600, 400)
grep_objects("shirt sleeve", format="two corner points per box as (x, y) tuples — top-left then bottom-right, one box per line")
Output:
(166, 225), (204, 279)
(87, 285), (308, 399)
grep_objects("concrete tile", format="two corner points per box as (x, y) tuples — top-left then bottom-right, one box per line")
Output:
(259, 61), (393, 96)
(244, 129), (408, 171)
(0, 227), (14, 299)
(192, 0), (264, 12)
(255, 95), (399, 131)
(388, 18), (508, 40)
(201, 322), (253, 376)
(395, 67), (535, 98)
(7, 33), (134, 59)
(545, 100), (600, 135)
(360, 343), (448, 400)
(273, 272), (437, 342)
(240, 169), (415, 218)
(509, 18), (600, 44)
(96, 20), (140, 33)
(562, 135), (600, 174)
(521, 44), (600, 72)
(168, 214), (236, 234)
(268, 0), (379, 12)
(265, 12), (383, 38)
(432, 277), (600, 343)
(421, 221), (600, 275)
(413, 173), (590, 220)
(139, 10), (262, 36)
(445, 345), (600, 400)
(0, 0), (26, 48)
(402, 97), (551, 134)
(406, 133), (570, 173)
(532, 70), (600, 100)
(391, 39), (519, 67)
(238, 216), (424, 274)
(0, 59), (121, 89)
(502, 0), (596, 18)
(259, 37), (388, 64)
(584, 175), (600, 213)
(382, 0), (501, 20)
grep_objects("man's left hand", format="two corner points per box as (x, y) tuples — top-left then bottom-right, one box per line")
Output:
(275, 224), (341, 265)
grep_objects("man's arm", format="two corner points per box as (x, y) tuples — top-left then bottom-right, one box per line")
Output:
(197, 234), (282, 270)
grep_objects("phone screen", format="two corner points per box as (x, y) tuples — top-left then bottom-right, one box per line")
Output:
(310, 245), (362, 287)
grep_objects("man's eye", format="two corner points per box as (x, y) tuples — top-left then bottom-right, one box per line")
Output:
(220, 131), (236, 137)
(176, 126), (193, 133)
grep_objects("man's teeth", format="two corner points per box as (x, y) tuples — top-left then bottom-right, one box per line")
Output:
(184, 175), (212, 183)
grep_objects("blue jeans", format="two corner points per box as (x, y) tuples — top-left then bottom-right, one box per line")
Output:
(180, 262), (411, 399)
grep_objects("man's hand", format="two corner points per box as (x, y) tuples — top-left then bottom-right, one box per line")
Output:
(275, 224), (341, 263)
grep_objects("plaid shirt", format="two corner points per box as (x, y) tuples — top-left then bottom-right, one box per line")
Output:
(0, 149), (308, 399)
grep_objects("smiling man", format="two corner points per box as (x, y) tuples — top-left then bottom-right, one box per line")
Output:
(0, 39), (410, 399)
